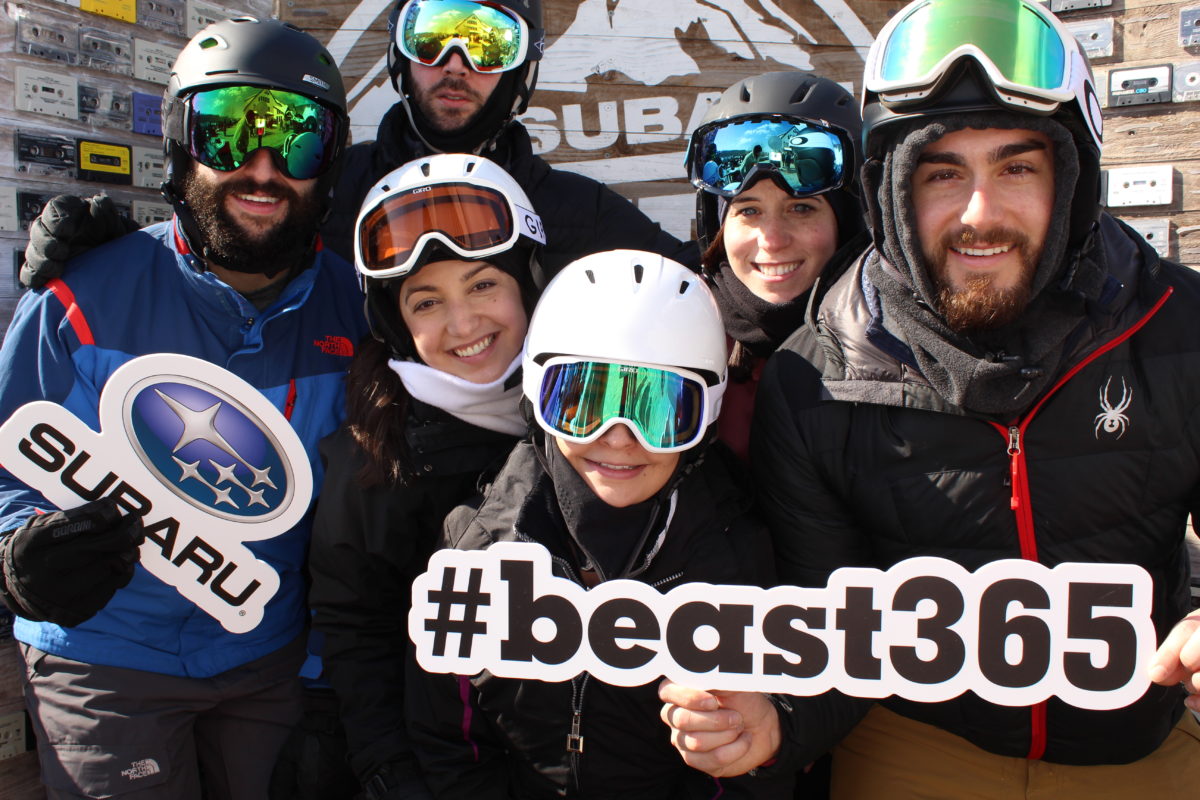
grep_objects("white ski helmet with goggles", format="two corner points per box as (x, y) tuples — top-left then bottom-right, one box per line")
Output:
(355, 153), (545, 358)
(523, 251), (727, 454)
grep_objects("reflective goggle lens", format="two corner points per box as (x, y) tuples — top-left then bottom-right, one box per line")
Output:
(538, 361), (705, 452)
(876, 0), (1067, 94)
(399, 0), (526, 73)
(690, 117), (846, 197)
(359, 183), (514, 274)
(186, 86), (339, 180)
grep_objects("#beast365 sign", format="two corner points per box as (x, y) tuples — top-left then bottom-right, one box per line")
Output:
(410, 542), (1157, 709)
(0, 354), (313, 633)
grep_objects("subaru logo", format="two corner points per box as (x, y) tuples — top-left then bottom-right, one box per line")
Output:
(124, 378), (293, 522)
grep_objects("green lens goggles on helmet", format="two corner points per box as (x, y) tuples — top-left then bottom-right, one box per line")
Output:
(866, 0), (1076, 114)
(397, 0), (530, 73)
(182, 86), (342, 180)
(533, 358), (711, 454)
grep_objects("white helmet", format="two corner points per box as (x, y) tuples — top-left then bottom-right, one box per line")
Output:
(523, 251), (727, 453)
(354, 153), (545, 357)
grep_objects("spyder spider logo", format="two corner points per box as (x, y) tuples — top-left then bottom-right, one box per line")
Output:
(1094, 377), (1133, 439)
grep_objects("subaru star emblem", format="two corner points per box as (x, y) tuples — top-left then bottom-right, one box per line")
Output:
(123, 377), (294, 522)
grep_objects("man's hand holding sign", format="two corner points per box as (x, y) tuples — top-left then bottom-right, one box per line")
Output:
(0, 353), (313, 633)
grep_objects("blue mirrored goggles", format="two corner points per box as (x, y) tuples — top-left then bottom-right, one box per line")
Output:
(686, 115), (848, 198)
(533, 358), (710, 454)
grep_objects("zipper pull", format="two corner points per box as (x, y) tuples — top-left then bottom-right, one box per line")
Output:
(567, 712), (584, 753)
(1007, 426), (1021, 510)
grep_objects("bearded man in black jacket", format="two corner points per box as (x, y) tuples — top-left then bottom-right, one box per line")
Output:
(658, 1), (1200, 797)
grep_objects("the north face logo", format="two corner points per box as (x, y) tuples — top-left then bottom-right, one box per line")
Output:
(121, 758), (161, 780)
(313, 335), (354, 357)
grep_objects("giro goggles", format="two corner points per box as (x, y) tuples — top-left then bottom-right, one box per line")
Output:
(356, 181), (545, 280)
(396, 0), (532, 74)
(533, 358), (711, 454)
(865, 0), (1077, 115)
(181, 86), (342, 180)
(686, 116), (848, 198)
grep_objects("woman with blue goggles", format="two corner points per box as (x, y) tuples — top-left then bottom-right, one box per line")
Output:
(683, 71), (866, 463)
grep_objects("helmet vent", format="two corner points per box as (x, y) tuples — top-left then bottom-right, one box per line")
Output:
(633, 263), (644, 283)
(584, 269), (596, 283)
(740, 85), (751, 102)
(420, 162), (431, 177)
(317, 53), (332, 66)
(198, 36), (221, 50)
(678, 280), (690, 295)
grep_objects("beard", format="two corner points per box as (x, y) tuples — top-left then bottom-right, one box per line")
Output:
(181, 164), (324, 276)
(926, 226), (1040, 334)
(412, 76), (487, 133)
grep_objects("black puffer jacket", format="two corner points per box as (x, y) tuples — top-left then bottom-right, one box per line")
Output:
(406, 441), (788, 799)
(309, 400), (519, 785)
(752, 214), (1199, 765)
(325, 106), (698, 276)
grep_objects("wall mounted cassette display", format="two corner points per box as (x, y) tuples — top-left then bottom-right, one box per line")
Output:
(15, 66), (80, 121)
(137, 0), (187, 36)
(0, 187), (19, 234)
(80, 27), (135, 77)
(16, 192), (58, 230)
(1182, 6), (1200, 47)
(1173, 61), (1200, 102)
(1065, 18), (1114, 60)
(187, 0), (232, 37)
(134, 38), (176, 85)
(77, 139), (133, 185)
(132, 145), (166, 189)
(1109, 65), (1173, 107)
(79, 80), (134, 131)
(16, 12), (79, 65)
(1121, 217), (1171, 259)
(1050, 0), (1111, 11)
(15, 130), (77, 178)
(1106, 164), (1174, 208)
(132, 92), (164, 137)
(132, 200), (173, 227)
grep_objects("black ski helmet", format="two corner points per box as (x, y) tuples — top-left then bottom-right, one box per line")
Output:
(687, 72), (863, 254)
(385, 0), (544, 154)
(160, 17), (349, 264)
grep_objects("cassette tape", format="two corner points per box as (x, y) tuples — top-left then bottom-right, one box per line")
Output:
(1173, 61), (1200, 102)
(1050, 0), (1110, 11)
(1105, 164), (1173, 208)
(0, 186), (19, 234)
(137, 0), (186, 36)
(77, 140), (133, 185)
(187, 0), (231, 37)
(134, 38), (176, 85)
(79, 81), (134, 131)
(80, 28), (134, 76)
(15, 66), (80, 121)
(1120, 217), (1171, 259)
(15, 131), (78, 177)
(132, 145), (166, 189)
(80, 0), (137, 23)
(133, 92), (164, 137)
(1065, 17), (1114, 60)
(132, 200), (173, 227)
(1183, 6), (1200, 47)
(1109, 65), (1173, 107)
(16, 15), (79, 65)
(17, 192), (58, 231)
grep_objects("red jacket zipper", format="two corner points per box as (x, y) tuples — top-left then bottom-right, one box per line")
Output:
(985, 286), (1172, 759)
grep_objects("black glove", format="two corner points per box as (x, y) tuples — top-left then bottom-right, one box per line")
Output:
(21, 194), (142, 289)
(357, 762), (434, 800)
(0, 498), (145, 627)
